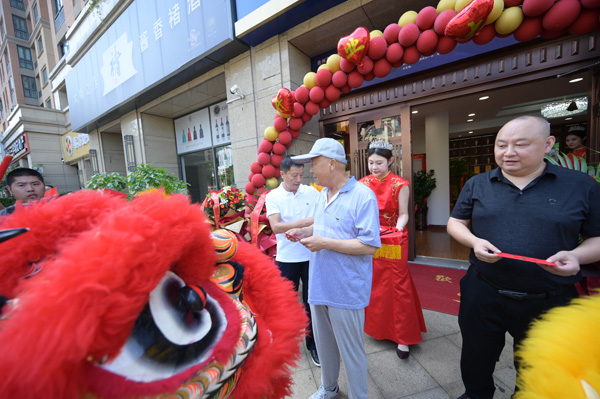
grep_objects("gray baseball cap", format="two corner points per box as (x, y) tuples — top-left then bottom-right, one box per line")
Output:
(291, 138), (348, 164)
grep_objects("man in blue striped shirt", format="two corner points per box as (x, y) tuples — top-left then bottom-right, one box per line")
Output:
(289, 138), (381, 399)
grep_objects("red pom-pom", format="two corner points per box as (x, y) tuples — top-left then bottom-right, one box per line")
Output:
(273, 116), (288, 132)
(305, 101), (320, 116)
(289, 129), (301, 139)
(473, 24), (496, 45)
(341, 85), (352, 93)
(315, 68), (332, 87)
(325, 85), (341, 102)
(309, 86), (325, 103)
(332, 70), (348, 88)
(403, 46), (421, 65)
(514, 16), (543, 41)
(289, 117), (303, 130)
(543, 0), (581, 32)
(522, 0), (555, 17)
(271, 154), (284, 167)
(367, 37), (388, 60)
(357, 56), (374, 75)
(257, 152), (271, 165)
(385, 43), (404, 63)
(245, 182), (257, 195)
(251, 173), (266, 187)
(293, 102), (305, 117)
(262, 164), (276, 178)
(278, 131), (292, 146)
(416, 30), (439, 56)
(437, 36), (457, 54)
(399, 23), (420, 47)
(347, 70), (364, 88)
(294, 86), (310, 103)
(383, 23), (401, 44)
(250, 162), (263, 174)
(373, 58), (392, 78)
(417, 6), (438, 31)
(301, 112), (313, 122)
(568, 9), (599, 35)
(340, 57), (356, 73)
(434, 9), (457, 36)
(273, 142), (286, 155)
(258, 140), (273, 153)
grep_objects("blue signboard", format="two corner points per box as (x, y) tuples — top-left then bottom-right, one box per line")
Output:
(66, 0), (234, 131)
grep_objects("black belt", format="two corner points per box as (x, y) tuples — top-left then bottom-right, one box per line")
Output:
(473, 269), (565, 300)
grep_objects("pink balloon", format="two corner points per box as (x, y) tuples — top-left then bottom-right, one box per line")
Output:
(340, 57), (356, 73)
(417, 6), (438, 31)
(347, 70), (364, 88)
(252, 173), (266, 188)
(367, 36), (388, 60)
(473, 24), (496, 45)
(341, 85), (352, 93)
(262, 164), (276, 178)
(399, 23), (420, 47)
(383, 23), (401, 44)
(257, 152), (271, 166)
(278, 131), (292, 146)
(315, 68), (332, 87)
(434, 10), (457, 36)
(364, 72), (376, 81)
(373, 58), (392, 78)
(301, 112), (313, 122)
(416, 30), (439, 56)
(250, 162), (263, 174)
(288, 129), (301, 139)
(293, 102), (305, 117)
(357, 56), (374, 75)
(320, 99), (331, 108)
(245, 182), (256, 195)
(325, 85), (341, 102)
(332, 70), (348, 88)
(309, 86), (325, 103)
(258, 139), (273, 153)
(271, 154), (284, 167)
(568, 9), (599, 35)
(385, 43), (404, 63)
(403, 46), (421, 65)
(437, 36), (457, 54)
(305, 101), (320, 115)
(289, 117), (303, 130)
(273, 142), (286, 155)
(273, 116), (288, 132)
(294, 86), (310, 103)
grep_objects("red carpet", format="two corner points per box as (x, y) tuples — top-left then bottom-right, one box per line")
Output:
(409, 263), (466, 316)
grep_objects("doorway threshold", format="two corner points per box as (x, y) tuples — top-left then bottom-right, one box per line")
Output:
(411, 256), (469, 270)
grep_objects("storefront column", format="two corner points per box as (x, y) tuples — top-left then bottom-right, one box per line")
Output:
(425, 111), (450, 226)
(120, 111), (146, 174)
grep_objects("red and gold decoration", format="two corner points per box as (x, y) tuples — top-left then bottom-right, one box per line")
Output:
(337, 27), (371, 65)
(445, 0), (495, 39)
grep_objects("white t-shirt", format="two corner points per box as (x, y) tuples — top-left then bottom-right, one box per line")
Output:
(265, 184), (320, 262)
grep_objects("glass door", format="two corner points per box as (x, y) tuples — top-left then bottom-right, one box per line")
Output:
(355, 116), (402, 179)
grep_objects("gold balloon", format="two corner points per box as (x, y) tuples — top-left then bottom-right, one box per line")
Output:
(278, 112), (292, 119)
(436, 0), (457, 13)
(398, 11), (418, 27)
(303, 72), (317, 90)
(266, 177), (279, 189)
(326, 54), (342, 73)
(485, 0), (505, 25)
(370, 30), (384, 39)
(454, 0), (474, 13)
(264, 126), (279, 141)
(318, 64), (328, 71)
(494, 6), (523, 35)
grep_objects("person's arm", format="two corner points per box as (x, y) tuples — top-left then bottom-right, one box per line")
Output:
(268, 213), (314, 235)
(542, 236), (600, 276)
(395, 185), (409, 231)
(300, 236), (378, 255)
(285, 225), (314, 241)
(447, 217), (501, 263)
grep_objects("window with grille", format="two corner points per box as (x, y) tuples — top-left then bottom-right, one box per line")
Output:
(22, 75), (37, 98)
(10, 0), (25, 11)
(17, 45), (33, 69)
(12, 15), (29, 40)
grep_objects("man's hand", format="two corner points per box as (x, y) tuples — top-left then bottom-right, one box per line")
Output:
(472, 238), (501, 263)
(285, 228), (305, 242)
(300, 236), (329, 252)
(543, 251), (580, 276)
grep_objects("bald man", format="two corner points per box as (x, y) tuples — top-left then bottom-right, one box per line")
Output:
(448, 116), (600, 399)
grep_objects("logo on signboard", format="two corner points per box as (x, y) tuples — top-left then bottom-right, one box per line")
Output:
(65, 136), (73, 156)
(100, 32), (138, 96)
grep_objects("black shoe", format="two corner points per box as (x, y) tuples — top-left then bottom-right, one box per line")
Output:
(396, 348), (409, 359)
(310, 349), (321, 367)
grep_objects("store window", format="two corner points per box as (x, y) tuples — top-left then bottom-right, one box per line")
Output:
(12, 15), (29, 40)
(22, 75), (37, 98)
(17, 45), (33, 69)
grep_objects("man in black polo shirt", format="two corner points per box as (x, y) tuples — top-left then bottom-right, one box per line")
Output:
(447, 115), (600, 399)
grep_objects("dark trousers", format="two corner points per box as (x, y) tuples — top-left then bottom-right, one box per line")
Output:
(278, 260), (316, 351)
(458, 267), (578, 399)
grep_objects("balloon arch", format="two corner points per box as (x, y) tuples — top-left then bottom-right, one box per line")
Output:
(245, 0), (599, 196)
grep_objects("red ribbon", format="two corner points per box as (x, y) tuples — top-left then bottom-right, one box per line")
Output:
(251, 190), (269, 247)
(200, 192), (222, 227)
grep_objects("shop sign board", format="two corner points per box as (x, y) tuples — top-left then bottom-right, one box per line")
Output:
(62, 132), (91, 162)
(5, 133), (30, 162)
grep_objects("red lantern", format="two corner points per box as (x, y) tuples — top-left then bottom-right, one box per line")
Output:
(445, 0), (495, 39)
(271, 88), (294, 115)
(337, 27), (370, 65)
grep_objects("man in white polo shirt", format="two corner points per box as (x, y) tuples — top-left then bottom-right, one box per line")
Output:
(266, 156), (321, 366)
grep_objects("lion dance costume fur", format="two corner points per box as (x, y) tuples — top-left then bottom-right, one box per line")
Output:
(0, 190), (307, 399)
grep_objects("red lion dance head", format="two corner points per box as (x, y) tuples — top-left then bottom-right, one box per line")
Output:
(0, 190), (307, 399)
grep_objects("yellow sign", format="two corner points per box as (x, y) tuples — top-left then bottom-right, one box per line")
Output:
(62, 132), (90, 162)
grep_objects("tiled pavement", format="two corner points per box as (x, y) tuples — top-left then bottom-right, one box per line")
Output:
(287, 309), (516, 399)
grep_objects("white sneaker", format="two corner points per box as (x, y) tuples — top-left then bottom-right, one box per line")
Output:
(309, 384), (340, 399)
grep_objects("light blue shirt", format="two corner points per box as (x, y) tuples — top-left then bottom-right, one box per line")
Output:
(308, 177), (381, 309)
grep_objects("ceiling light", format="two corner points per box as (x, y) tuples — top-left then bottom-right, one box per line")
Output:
(479, 96), (489, 100)
(412, 110), (418, 114)
(569, 78), (583, 83)
(468, 113), (475, 117)
(467, 119), (474, 122)
(541, 97), (587, 119)
(468, 131), (473, 134)
(565, 117), (573, 120)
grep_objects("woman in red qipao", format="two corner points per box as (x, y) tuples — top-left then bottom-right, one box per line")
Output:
(359, 139), (426, 359)
(565, 125), (587, 160)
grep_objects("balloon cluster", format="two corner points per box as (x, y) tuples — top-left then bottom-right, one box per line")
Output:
(246, 0), (600, 195)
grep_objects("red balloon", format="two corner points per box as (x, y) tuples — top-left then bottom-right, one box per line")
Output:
(309, 86), (325, 103)
(540, 29), (566, 38)
(364, 72), (376, 81)
(373, 58), (392, 78)
(416, 30), (439, 56)
(273, 142), (286, 155)
(250, 162), (263, 174)
(294, 86), (310, 104)
(245, 182), (257, 195)
(522, 0), (555, 17)
(248, 172), (254, 182)
(568, 9), (600, 35)
(339, 57), (356, 73)
(513, 16), (543, 41)
(399, 23), (420, 47)
(305, 101), (320, 116)
(273, 167), (281, 177)
(417, 6), (438, 31)
(367, 36), (388, 60)
(278, 131), (292, 146)
(293, 102), (305, 117)
(289, 117), (303, 130)
(273, 116), (288, 132)
(257, 152), (271, 165)
(271, 154), (284, 167)
(347, 70), (364, 88)
(332, 70), (348, 88)
(581, 0), (600, 8)
(543, 0), (581, 32)
(357, 56), (374, 75)
(258, 139), (273, 153)
(251, 173), (266, 188)
(403, 46), (421, 65)
(271, 88), (294, 115)
(504, 0), (523, 5)
(434, 10), (457, 36)
(325, 85), (341, 102)
(383, 23), (401, 44)
(341, 85), (352, 93)
(392, 60), (404, 68)
(473, 24), (496, 45)
(385, 43), (404, 63)
(337, 27), (370, 65)
(320, 99), (331, 108)
(288, 129), (301, 139)
(301, 112), (313, 122)
(315, 68), (332, 87)
(262, 164), (276, 178)
(445, 0), (494, 39)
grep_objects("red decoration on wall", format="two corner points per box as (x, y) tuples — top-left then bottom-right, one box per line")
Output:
(337, 27), (370, 65)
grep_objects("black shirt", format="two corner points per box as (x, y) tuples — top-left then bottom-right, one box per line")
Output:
(452, 162), (600, 292)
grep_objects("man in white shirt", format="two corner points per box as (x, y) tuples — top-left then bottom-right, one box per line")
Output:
(266, 156), (321, 366)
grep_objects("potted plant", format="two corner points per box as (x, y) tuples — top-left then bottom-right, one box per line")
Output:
(413, 169), (437, 231)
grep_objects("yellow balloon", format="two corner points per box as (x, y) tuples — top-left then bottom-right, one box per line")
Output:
(454, 0), (473, 13)
(326, 54), (341, 73)
(278, 112), (292, 119)
(264, 126), (279, 141)
(303, 72), (317, 90)
(318, 64), (328, 71)
(436, 0), (456, 13)
(398, 11), (418, 27)
(485, 0), (504, 25)
(266, 177), (279, 189)
(494, 6), (523, 35)
(370, 30), (384, 39)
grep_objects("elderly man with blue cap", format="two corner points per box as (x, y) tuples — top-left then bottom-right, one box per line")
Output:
(286, 138), (381, 399)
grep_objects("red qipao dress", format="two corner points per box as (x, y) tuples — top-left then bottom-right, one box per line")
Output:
(359, 172), (427, 345)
